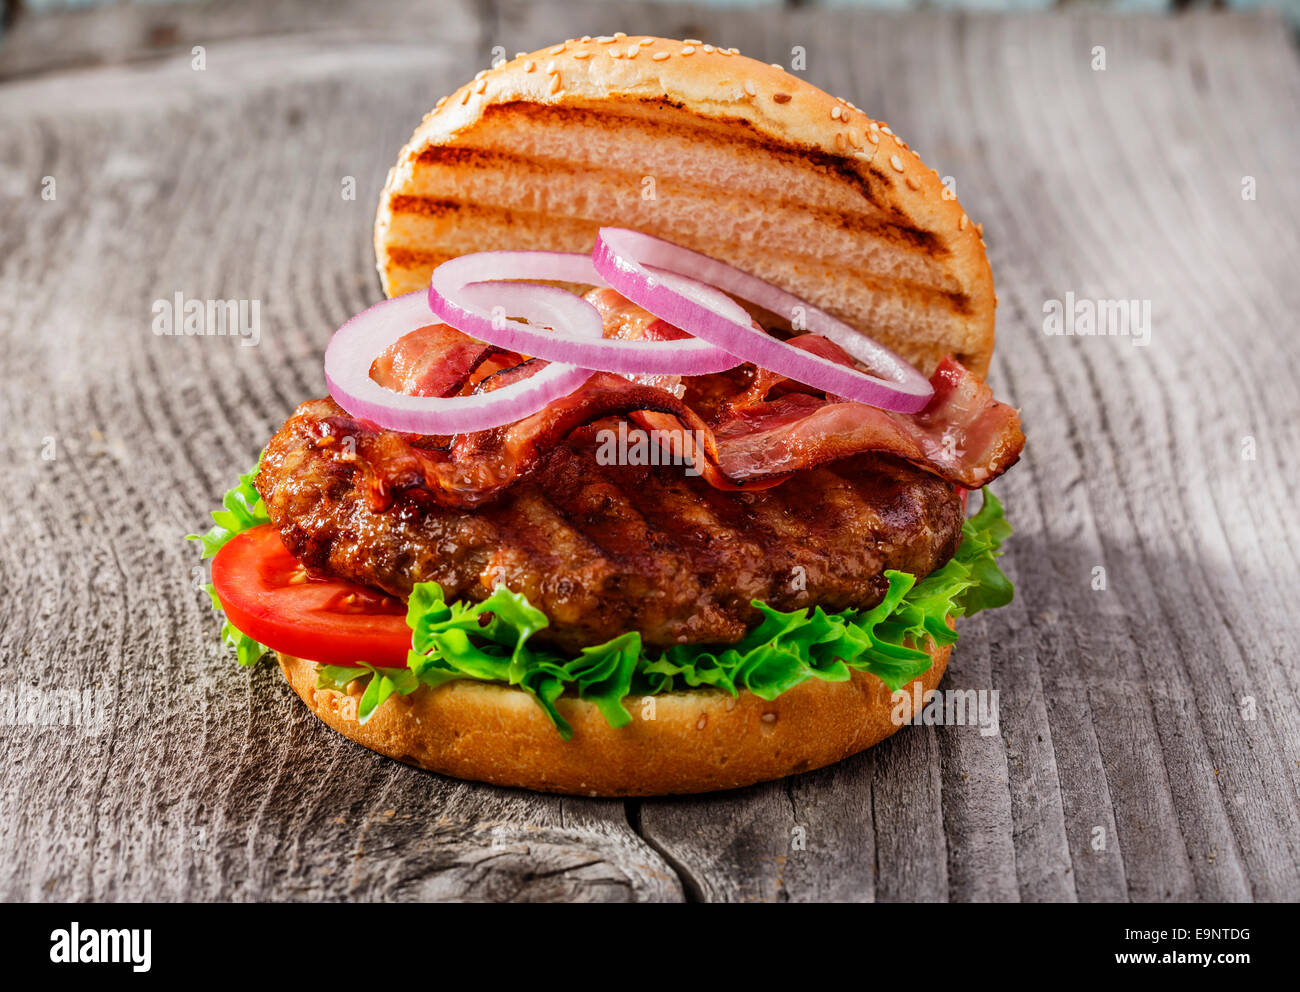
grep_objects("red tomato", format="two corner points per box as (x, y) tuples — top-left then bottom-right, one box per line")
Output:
(211, 524), (411, 667)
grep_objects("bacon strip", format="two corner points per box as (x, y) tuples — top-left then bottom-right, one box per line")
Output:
(339, 301), (1023, 510)
(369, 323), (493, 398)
(712, 356), (1022, 488)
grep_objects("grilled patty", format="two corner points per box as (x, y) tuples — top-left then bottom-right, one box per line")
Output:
(257, 399), (964, 652)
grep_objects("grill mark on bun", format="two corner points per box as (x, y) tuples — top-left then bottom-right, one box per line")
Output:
(388, 195), (463, 217)
(374, 35), (997, 377)
(384, 232), (973, 317)
(408, 143), (937, 250)
(472, 101), (941, 251)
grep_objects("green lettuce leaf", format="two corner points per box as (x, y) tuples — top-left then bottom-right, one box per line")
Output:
(189, 459), (269, 558)
(195, 461), (1015, 738)
(387, 488), (1015, 739)
(316, 663), (420, 723)
(188, 457), (272, 667)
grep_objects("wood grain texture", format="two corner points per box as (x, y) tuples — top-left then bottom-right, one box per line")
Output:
(1, 2), (1297, 902)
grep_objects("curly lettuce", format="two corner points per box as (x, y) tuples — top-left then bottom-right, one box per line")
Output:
(196, 462), (1014, 737)
(321, 491), (1014, 738)
(187, 457), (272, 667)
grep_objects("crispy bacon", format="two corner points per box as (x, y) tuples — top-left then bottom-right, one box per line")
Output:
(727, 333), (858, 410)
(713, 356), (1023, 488)
(339, 296), (1023, 509)
(369, 323), (492, 397)
(585, 287), (688, 399)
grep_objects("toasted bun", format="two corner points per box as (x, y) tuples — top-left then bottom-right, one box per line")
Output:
(375, 35), (995, 376)
(278, 639), (950, 796)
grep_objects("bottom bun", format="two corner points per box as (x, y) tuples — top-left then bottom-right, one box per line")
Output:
(278, 639), (951, 796)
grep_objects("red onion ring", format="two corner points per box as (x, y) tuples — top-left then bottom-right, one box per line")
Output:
(324, 290), (595, 435)
(428, 250), (742, 375)
(592, 228), (935, 413)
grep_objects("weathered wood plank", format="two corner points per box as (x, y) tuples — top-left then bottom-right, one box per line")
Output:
(578, 8), (1300, 901)
(0, 0), (484, 81)
(1, 4), (1297, 902)
(0, 26), (682, 903)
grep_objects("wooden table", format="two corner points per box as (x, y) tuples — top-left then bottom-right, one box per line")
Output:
(2, 2), (1298, 902)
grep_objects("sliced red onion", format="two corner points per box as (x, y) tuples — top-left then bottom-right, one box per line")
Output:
(324, 290), (595, 435)
(592, 228), (935, 413)
(428, 250), (741, 375)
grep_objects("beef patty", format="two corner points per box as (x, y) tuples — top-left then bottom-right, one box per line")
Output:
(257, 399), (965, 652)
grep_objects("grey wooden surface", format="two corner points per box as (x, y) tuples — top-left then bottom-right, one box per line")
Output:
(1, 2), (1298, 902)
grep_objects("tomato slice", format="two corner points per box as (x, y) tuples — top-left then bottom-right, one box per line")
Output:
(211, 524), (411, 667)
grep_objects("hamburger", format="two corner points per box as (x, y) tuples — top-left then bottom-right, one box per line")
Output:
(192, 34), (1023, 796)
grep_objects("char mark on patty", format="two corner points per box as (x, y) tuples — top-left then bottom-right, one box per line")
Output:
(257, 399), (964, 652)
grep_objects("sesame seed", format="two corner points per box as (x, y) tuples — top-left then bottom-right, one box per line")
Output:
(834, 132), (846, 150)
(881, 125), (893, 135)
(652, 51), (670, 61)
(696, 716), (707, 730)
(854, 151), (873, 161)
(831, 106), (843, 120)
(581, 35), (591, 42)
(597, 35), (616, 44)
(460, 89), (470, 105)
(435, 96), (448, 108)
(684, 38), (703, 45)
(761, 712), (777, 724)
(681, 46), (695, 55)
(867, 130), (880, 144)
(611, 49), (624, 59)
(515, 52), (527, 58)
(639, 37), (654, 46)
(549, 73), (561, 93)
(474, 69), (488, 80)
(890, 154), (904, 171)
(959, 214), (968, 230)
(627, 44), (639, 58)
(613, 31), (626, 39)
(571, 50), (590, 60)
(474, 79), (486, 94)
(524, 60), (535, 72)
(717, 48), (732, 57)
(770, 63), (783, 70)
(976, 222), (984, 235)
(847, 131), (862, 149)
(743, 80), (757, 97)
(703, 44), (715, 53)
(545, 59), (557, 73)
(906, 176), (921, 190)
(549, 44), (565, 54)
(773, 92), (791, 104)
(728, 48), (740, 54)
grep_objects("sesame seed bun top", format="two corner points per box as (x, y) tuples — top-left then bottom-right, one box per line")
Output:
(375, 34), (996, 377)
